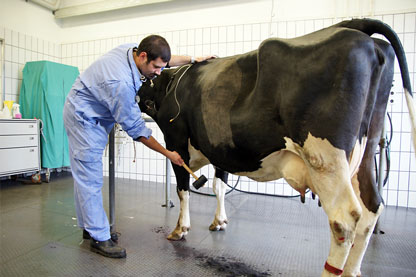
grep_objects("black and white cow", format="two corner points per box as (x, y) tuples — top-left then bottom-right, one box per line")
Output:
(138, 19), (416, 276)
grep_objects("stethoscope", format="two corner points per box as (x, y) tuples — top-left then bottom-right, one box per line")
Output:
(127, 48), (147, 103)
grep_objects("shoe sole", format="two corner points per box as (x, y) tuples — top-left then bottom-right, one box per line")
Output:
(90, 246), (126, 258)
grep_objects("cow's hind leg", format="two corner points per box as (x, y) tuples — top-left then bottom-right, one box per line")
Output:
(297, 135), (362, 276)
(209, 168), (229, 231)
(342, 173), (383, 277)
(319, 180), (362, 277)
(343, 136), (385, 275)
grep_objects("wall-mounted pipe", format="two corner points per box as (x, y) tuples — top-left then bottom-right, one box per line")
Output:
(0, 39), (4, 111)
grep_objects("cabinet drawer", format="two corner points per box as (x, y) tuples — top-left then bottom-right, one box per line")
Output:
(0, 121), (38, 135)
(0, 147), (40, 176)
(0, 135), (39, 148)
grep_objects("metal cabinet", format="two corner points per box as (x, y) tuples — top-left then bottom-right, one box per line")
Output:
(0, 119), (40, 177)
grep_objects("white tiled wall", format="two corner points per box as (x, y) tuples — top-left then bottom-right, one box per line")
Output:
(0, 26), (61, 103)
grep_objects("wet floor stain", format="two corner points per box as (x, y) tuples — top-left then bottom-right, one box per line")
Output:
(152, 226), (170, 234)
(196, 254), (271, 277)
(152, 226), (271, 276)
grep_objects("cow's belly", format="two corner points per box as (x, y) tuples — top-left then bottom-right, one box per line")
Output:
(235, 149), (310, 194)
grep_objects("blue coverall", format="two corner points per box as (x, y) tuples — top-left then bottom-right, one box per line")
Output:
(63, 43), (152, 241)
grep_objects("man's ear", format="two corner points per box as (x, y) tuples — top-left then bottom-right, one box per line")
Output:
(138, 51), (147, 62)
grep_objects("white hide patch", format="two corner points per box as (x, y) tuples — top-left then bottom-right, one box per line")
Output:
(234, 136), (314, 194)
(212, 177), (228, 230)
(349, 137), (367, 178)
(235, 133), (348, 190)
(188, 140), (210, 172)
(178, 190), (190, 233)
(235, 149), (310, 194)
(235, 133), (363, 202)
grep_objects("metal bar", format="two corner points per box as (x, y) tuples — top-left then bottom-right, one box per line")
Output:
(142, 117), (174, 208)
(109, 126), (115, 233)
(374, 113), (387, 234)
(0, 38), (4, 110)
(163, 157), (173, 208)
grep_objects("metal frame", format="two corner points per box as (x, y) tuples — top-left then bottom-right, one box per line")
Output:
(0, 38), (4, 110)
(108, 122), (174, 238)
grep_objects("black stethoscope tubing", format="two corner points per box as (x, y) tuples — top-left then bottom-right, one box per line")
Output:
(127, 48), (137, 92)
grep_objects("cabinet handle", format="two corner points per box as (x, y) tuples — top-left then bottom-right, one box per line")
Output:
(28, 125), (34, 128)
(29, 137), (35, 140)
(30, 149), (34, 152)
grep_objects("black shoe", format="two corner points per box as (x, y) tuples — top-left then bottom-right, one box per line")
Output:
(90, 239), (126, 258)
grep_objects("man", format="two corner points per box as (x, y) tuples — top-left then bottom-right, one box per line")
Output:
(63, 35), (214, 258)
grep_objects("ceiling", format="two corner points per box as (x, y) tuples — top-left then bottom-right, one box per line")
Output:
(28, 0), (177, 18)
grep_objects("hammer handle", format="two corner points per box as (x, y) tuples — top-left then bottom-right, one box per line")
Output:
(182, 163), (198, 180)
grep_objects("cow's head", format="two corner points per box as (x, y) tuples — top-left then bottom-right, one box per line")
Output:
(137, 68), (175, 120)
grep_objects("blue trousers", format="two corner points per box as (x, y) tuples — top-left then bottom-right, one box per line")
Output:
(64, 99), (111, 242)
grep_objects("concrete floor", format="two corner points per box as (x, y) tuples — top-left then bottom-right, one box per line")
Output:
(1, 172), (415, 276)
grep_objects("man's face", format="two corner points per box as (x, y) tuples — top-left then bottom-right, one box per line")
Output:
(140, 56), (167, 80)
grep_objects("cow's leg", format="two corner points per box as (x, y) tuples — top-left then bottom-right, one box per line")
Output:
(342, 173), (383, 277)
(294, 135), (362, 277)
(319, 181), (361, 277)
(167, 163), (191, 241)
(209, 168), (229, 231)
(343, 124), (386, 275)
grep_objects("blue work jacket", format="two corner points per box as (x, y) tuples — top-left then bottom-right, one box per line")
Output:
(65, 43), (152, 162)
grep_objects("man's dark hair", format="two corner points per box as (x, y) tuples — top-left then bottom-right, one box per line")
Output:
(137, 35), (171, 63)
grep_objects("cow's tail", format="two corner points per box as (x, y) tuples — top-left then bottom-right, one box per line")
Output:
(336, 18), (416, 154)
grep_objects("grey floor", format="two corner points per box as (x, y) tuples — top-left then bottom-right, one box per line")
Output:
(1, 172), (415, 277)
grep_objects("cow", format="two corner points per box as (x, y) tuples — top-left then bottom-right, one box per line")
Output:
(137, 18), (416, 276)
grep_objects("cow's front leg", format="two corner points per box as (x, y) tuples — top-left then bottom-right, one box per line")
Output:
(167, 189), (190, 240)
(167, 164), (191, 241)
(209, 168), (228, 231)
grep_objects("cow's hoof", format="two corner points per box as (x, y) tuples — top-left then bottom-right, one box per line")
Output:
(220, 222), (227, 230)
(209, 223), (220, 231)
(209, 219), (228, 231)
(167, 232), (183, 241)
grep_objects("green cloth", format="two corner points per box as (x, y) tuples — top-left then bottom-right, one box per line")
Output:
(20, 61), (79, 169)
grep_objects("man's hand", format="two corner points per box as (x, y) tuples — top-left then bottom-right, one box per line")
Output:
(167, 151), (184, 166)
(194, 55), (217, 63)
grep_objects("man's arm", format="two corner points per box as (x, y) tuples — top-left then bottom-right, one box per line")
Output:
(168, 55), (217, 67)
(138, 136), (184, 166)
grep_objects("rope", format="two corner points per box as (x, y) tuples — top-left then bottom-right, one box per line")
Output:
(169, 64), (193, 123)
